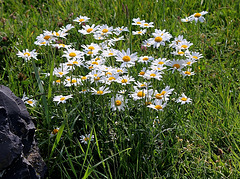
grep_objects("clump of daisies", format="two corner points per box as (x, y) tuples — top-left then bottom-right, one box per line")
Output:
(181, 11), (208, 23)
(15, 13), (206, 139)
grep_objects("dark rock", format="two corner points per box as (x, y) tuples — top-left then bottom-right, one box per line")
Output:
(0, 85), (46, 178)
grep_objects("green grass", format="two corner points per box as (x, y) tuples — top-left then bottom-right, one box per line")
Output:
(0, 0), (240, 178)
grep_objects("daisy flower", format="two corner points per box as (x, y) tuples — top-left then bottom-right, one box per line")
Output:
(82, 43), (101, 56)
(80, 134), (94, 144)
(64, 78), (82, 87)
(62, 48), (84, 60)
(116, 75), (135, 85)
(22, 93), (37, 107)
(132, 29), (147, 35)
(186, 51), (203, 60)
(138, 67), (147, 77)
(181, 17), (192, 23)
(73, 15), (90, 24)
(60, 24), (75, 33)
(64, 59), (84, 68)
(181, 68), (195, 77)
(154, 86), (174, 101)
(110, 94), (127, 111)
(17, 49), (38, 61)
(177, 40), (193, 51)
(131, 87), (148, 101)
(138, 56), (154, 64)
(96, 24), (113, 36)
(143, 70), (162, 81)
(50, 127), (60, 136)
(134, 81), (151, 89)
(176, 93), (192, 104)
(115, 48), (138, 67)
(166, 59), (185, 72)
(101, 48), (118, 57)
(53, 66), (69, 77)
(91, 86), (111, 95)
(169, 35), (185, 49)
(190, 11), (208, 23)
(53, 94), (73, 105)
(140, 21), (154, 28)
(183, 58), (196, 67)
(147, 100), (167, 111)
(132, 17), (145, 26)
(113, 26), (129, 35)
(78, 24), (99, 35)
(51, 43), (72, 49)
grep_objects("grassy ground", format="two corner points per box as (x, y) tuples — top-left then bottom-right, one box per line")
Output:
(0, 0), (240, 178)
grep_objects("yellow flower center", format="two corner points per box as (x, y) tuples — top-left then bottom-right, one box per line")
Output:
(158, 61), (164, 65)
(142, 57), (149, 61)
(73, 61), (78, 64)
(69, 52), (76, 57)
(186, 62), (191, 65)
(108, 52), (114, 55)
(87, 28), (93, 33)
(67, 63), (73, 66)
(155, 94), (163, 99)
(140, 84), (146, 87)
(55, 32), (60, 36)
(27, 100), (33, 104)
(150, 73), (156, 77)
(117, 69), (123, 73)
(173, 64), (180, 69)
(56, 80), (61, 83)
(122, 55), (131, 62)
(115, 100), (122, 106)
(121, 79), (128, 83)
(181, 97), (187, 101)
(155, 36), (162, 42)
(184, 71), (191, 75)
(155, 105), (163, 110)
(192, 56), (198, 59)
(84, 137), (90, 141)
(97, 91), (103, 95)
(88, 66), (93, 69)
(92, 61), (98, 65)
(138, 31), (142, 34)
(58, 72), (64, 75)
(108, 77), (116, 81)
(136, 22), (141, 24)
(181, 45), (188, 49)
(88, 46), (95, 50)
(24, 52), (31, 56)
(139, 71), (145, 75)
(81, 76), (87, 80)
(194, 13), (202, 17)
(44, 35), (51, 40)
(87, 51), (93, 55)
(59, 44), (65, 47)
(178, 51), (184, 55)
(144, 23), (149, 26)
(102, 29), (109, 33)
(137, 91), (145, 97)
(161, 91), (166, 95)
(52, 129), (59, 135)
(41, 42), (46, 44)
(95, 57), (101, 61)
(79, 18), (85, 22)
(71, 79), (77, 83)
(94, 77), (100, 81)
(106, 72), (112, 76)
(60, 97), (66, 101)
(145, 101), (152, 105)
